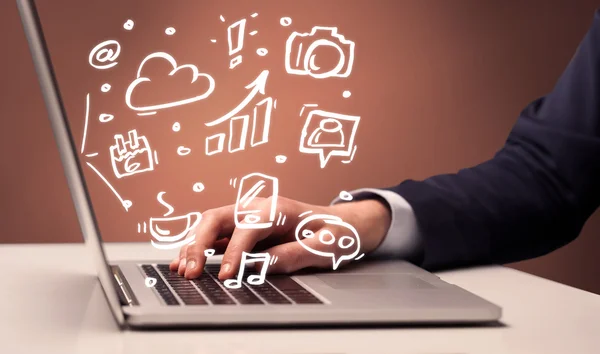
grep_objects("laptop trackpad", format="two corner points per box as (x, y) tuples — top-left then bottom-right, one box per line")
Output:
(316, 274), (436, 290)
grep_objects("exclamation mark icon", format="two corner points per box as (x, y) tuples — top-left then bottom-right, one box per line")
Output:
(227, 18), (246, 69)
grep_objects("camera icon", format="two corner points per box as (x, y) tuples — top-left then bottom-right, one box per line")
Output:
(285, 26), (355, 79)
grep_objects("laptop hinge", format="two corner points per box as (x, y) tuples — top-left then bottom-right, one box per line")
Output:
(110, 265), (139, 306)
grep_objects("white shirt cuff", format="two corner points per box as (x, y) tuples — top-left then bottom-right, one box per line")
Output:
(331, 188), (421, 259)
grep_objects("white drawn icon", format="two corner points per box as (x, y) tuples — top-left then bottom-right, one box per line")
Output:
(192, 182), (205, 193)
(285, 26), (355, 79)
(205, 70), (275, 155)
(165, 27), (176, 35)
(204, 249), (215, 257)
(338, 190), (353, 201)
(280, 17), (292, 26)
(342, 90), (351, 98)
(275, 155), (287, 163)
(125, 52), (215, 116)
(234, 172), (278, 229)
(298, 104), (360, 168)
(145, 277), (157, 287)
(223, 252), (278, 289)
(295, 214), (362, 270)
(177, 146), (191, 156)
(99, 113), (114, 123)
(123, 19), (134, 31)
(228, 19), (246, 69)
(86, 162), (132, 212)
(109, 129), (158, 179)
(89, 40), (121, 70)
(101, 83), (111, 92)
(139, 192), (202, 250)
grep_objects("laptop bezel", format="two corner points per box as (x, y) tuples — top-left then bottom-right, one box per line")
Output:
(16, 0), (126, 327)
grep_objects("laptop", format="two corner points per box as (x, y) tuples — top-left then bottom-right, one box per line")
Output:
(17, 0), (501, 329)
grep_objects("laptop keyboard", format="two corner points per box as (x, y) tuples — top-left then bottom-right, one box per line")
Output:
(141, 264), (324, 306)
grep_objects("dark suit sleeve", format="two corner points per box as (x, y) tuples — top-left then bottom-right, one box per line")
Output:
(390, 9), (600, 271)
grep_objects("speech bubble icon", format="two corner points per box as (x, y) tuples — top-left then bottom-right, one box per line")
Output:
(294, 214), (360, 270)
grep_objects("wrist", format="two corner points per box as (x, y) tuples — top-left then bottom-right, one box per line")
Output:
(329, 199), (391, 253)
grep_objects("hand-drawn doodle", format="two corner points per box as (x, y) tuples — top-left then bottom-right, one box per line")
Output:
(338, 190), (354, 201)
(275, 155), (287, 163)
(223, 252), (277, 289)
(172, 122), (181, 132)
(227, 19), (246, 69)
(256, 48), (268, 56)
(109, 129), (157, 179)
(89, 40), (121, 70)
(85, 162), (132, 211)
(204, 249), (215, 257)
(234, 172), (278, 229)
(342, 90), (351, 98)
(177, 146), (191, 156)
(101, 83), (111, 92)
(139, 192), (202, 250)
(81, 94), (91, 154)
(285, 27), (355, 79)
(123, 19), (134, 31)
(99, 113), (114, 123)
(145, 277), (157, 287)
(165, 27), (176, 35)
(298, 104), (360, 168)
(204, 70), (274, 155)
(295, 214), (361, 270)
(125, 52), (215, 115)
(280, 17), (292, 26)
(192, 182), (205, 193)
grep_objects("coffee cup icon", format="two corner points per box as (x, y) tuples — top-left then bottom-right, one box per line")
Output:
(149, 212), (202, 243)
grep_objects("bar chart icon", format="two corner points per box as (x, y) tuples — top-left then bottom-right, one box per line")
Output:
(205, 96), (274, 155)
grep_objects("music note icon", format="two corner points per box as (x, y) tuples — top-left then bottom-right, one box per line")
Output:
(223, 252), (277, 289)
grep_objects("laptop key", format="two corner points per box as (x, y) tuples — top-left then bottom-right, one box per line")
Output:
(141, 264), (180, 306)
(191, 274), (236, 305)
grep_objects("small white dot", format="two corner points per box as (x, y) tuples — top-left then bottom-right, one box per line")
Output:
(165, 27), (176, 35)
(172, 122), (180, 132)
(177, 146), (191, 156)
(193, 182), (205, 193)
(256, 48), (268, 56)
(101, 83), (111, 92)
(210, 39), (217, 43)
(275, 155), (287, 163)
(339, 190), (353, 201)
(342, 90), (351, 98)
(280, 17), (292, 26)
(123, 19), (134, 30)
(204, 249), (215, 257)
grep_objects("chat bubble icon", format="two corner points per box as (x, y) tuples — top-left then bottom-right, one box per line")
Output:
(299, 109), (360, 168)
(294, 214), (361, 270)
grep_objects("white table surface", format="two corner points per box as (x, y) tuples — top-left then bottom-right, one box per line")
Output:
(0, 243), (598, 354)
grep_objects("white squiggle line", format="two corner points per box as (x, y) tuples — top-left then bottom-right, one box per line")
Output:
(355, 253), (365, 261)
(81, 94), (90, 154)
(85, 152), (98, 157)
(157, 191), (175, 217)
(85, 162), (130, 211)
(298, 210), (313, 218)
(138, 112), (157, 116)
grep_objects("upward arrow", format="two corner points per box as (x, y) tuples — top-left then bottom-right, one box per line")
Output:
(205, 70), (270, 127)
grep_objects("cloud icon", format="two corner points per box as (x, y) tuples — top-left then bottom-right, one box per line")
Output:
(125, 52), (215, 115)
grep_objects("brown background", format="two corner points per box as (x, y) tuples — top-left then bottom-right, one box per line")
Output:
(2, 0), (600, 294)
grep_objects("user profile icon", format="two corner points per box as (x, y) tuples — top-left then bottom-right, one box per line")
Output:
(299, 107), (360, 168)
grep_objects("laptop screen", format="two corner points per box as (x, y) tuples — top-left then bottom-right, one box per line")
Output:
(34, 0), (408, 251)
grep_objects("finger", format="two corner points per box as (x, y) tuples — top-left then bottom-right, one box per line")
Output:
(259, 238), (332, 275)
(184, 206), (235, 279)
(218, 199), (279, 280)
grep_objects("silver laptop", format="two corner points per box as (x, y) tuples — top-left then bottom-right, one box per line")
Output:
(17, 0), (501, 329)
